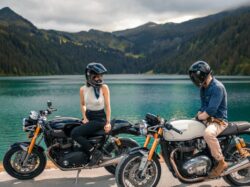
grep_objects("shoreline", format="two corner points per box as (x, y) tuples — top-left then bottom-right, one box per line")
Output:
(0, 163), (3, 172)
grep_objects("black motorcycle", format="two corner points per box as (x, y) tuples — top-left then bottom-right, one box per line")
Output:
(116, 113), (250, 187)
(3, 101), (140, 180)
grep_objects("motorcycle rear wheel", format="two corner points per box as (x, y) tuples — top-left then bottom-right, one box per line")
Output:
(223, 143), (250, 186)
(104, 138), (139, 175)
(3, 146), (46, 180)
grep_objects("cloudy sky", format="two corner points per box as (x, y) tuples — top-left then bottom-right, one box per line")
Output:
(0, 0), (250, 32)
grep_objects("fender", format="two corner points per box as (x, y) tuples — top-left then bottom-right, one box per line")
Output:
(118, 137), (140, 147)
(111, 119), (140, 136)
(10, 142), (45, 153)
(128, 147), (160, 159)
(123, 126), (141, 136)
(240, 129), (250, 135)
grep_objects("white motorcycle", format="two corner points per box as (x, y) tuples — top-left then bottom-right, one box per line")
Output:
(116, 113), (250, 187)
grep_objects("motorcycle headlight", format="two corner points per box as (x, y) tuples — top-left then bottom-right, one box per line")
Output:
(22, 118), (37, 132)
(29, 111), (39, 120)
(139, 120), (148, 136)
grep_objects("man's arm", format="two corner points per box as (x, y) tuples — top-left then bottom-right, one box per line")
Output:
(198, 86), (224, 120)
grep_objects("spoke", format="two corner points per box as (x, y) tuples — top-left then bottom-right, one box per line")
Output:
(123, 156), (157, 187)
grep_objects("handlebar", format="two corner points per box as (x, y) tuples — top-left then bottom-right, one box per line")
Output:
(49, 108), (57, 112)
(39, 107), (57, 116)
(164, 123), (183, 135)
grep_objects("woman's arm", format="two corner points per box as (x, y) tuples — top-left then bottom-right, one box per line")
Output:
(102, 84), (111, 132)
(80, 87), (88, 124)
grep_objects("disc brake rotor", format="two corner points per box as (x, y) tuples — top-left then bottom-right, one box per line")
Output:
(12, 150), (39, 174)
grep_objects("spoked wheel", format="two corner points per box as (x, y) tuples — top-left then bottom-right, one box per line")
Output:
(3, 146), (46, 180)
(104, 138), (139, 175)
(116, 152), (161, 187)
(224, 144), (250, 186)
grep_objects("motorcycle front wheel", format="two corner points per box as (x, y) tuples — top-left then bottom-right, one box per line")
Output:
(115, 152), (161, 187)
(3, 146), (46, 180)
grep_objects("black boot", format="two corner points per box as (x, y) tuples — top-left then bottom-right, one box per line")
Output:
(88, 149), (103, 166)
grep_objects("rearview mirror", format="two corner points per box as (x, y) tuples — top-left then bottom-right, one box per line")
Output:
(47, 100), (52, 108)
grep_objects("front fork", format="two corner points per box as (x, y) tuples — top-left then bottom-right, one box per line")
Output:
(139, 128), (163, 176)
(22, 125), (41, 165)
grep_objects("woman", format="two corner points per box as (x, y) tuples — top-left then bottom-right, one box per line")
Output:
(71, 62), (111, 166)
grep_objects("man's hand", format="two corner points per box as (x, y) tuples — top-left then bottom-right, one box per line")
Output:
(104, 123), (111, 133)
(198, 111), (209, 121)
(197, 111), (202, 116)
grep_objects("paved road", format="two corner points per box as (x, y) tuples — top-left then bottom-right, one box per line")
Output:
(0, 164), (231, 187)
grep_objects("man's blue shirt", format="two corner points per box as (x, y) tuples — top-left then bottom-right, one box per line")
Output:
(200, 78), (228, 120)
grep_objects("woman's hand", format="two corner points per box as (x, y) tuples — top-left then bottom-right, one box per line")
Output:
(104, 122), (111, 133)
(82, 118), (89, 124)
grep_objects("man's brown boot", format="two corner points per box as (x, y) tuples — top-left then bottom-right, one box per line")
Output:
(209, 159), (228, 178)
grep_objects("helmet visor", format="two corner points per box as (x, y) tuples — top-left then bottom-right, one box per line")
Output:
(88, 74), (104, 87)
(189, 72), (204, 87)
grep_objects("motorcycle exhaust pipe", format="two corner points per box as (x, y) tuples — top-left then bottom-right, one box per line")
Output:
(221, 157), (250, 176)
(98, 155), (124, 167)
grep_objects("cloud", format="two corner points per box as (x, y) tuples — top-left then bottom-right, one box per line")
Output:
(0, 0), (250, 32)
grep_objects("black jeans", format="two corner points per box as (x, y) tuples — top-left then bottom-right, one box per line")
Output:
(71, 109), (106, 155)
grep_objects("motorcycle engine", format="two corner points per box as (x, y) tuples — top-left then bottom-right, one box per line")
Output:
(50, 137), (89, 168)
(57, 151), (89, 168)
(182, 155), (212, 176)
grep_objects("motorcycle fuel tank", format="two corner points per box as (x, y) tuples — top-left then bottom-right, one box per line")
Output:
(48, 117), (82, 130)
(163, 120), (206, 141)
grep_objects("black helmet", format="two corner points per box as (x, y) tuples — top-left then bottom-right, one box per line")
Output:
(189, 61), (211, 87)
(85, 62), (107, 87)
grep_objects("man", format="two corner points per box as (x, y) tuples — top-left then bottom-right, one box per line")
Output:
(189, 60), (228, 178)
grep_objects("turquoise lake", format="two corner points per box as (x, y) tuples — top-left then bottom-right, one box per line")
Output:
(0, 75), (250, 161)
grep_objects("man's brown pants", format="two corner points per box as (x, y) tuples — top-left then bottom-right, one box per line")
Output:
(204, 122), (228, 161)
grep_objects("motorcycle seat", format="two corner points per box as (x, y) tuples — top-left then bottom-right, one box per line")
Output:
(88, 129), (105, 137)
(88, 121), (133, 137)
(87, 130), (105, 142)
(86, 119), (134, 138)
(220, 121), (250, 136)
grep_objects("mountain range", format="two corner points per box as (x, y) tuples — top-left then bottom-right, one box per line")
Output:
(0, 6), (249, 75)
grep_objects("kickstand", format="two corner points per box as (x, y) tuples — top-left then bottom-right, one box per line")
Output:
(75, 169), (81, 184)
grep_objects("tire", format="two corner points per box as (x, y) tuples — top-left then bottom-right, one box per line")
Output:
(223, 143), (250, 186)
(104, 138), (139, 175)
(115, 152), (161, 187)
(3, 146), (46, 180)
